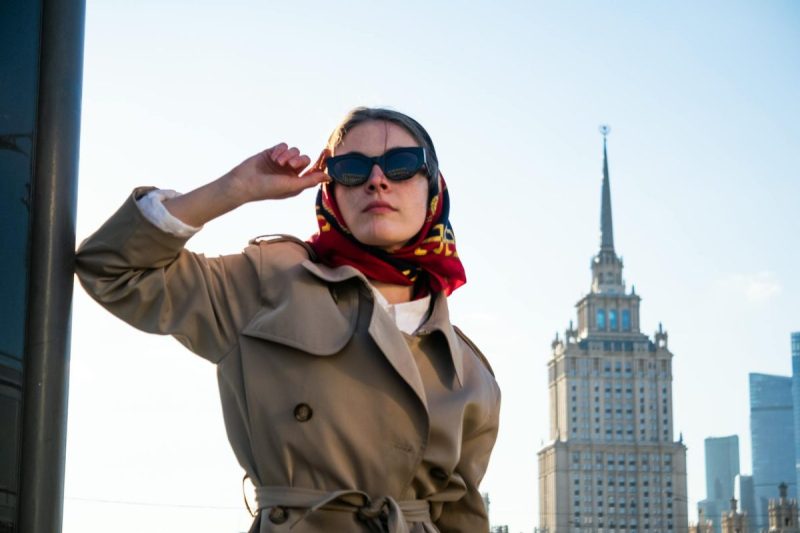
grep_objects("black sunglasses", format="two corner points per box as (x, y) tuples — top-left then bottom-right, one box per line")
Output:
(325, 147), (428, 187)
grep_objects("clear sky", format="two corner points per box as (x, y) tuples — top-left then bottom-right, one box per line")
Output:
(66, 1), (800, 531)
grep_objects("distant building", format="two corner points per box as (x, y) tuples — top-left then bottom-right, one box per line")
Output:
(537, 130), (688, 532)
(791, 332), (800, 497)
(735, 475), (757, 533)
(767, 482), (798, 533)
(707, 437), (741, 502)
(720, 498), (747, 533)
(691, 508), (714, 533)
(699, 436), (741, 533)
(698, 500), (726, 533)
(750, 373), (796, 531)
(481, 492), (510, 533)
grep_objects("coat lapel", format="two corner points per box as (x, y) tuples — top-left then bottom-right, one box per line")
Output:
(366, 301), (428, 409)
(301, 261), (429, 410)
(417, 293), (464, 388)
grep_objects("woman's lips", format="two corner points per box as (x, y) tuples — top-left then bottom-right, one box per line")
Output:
(363, 201), (396, 213)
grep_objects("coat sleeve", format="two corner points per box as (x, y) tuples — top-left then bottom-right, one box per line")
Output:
(435, 382), (501, 532)
(75, 188), (263, 363)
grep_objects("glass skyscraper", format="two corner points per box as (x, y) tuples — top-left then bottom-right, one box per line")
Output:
(749, 372), (796, 531)
(792, 332), (800, 499)
(734, 474), (756, 533)
(698, 435), (739, 533)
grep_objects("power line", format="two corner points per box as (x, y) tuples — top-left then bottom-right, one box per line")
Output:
(65, 496), (244, 511)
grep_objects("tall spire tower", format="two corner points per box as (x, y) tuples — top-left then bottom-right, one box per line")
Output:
(592, 125), (625, 295)
(600, 125), (615, 253)
(537, 128), (689, 532)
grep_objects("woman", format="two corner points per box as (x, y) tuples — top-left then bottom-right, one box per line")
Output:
(76, 107), (501, 533)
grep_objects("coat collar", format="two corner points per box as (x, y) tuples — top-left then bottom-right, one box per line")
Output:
(301, 261), (464, 388)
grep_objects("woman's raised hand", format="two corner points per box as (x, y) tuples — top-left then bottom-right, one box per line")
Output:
(162, 144), (329, 228)
(227, 143), (329, 202)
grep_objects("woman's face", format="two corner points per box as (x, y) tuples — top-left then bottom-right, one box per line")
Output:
(332, 120), (429, 252)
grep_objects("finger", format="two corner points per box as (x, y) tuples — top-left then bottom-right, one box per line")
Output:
(274, 171), (328, 199)
(294, 169), (329, 186)
(287, 154), (311, 170)
(276, 146), (300, 166)
(269, 143), (289, 162)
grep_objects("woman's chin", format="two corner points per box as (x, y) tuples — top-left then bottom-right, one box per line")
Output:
(353, 231), (407, 252)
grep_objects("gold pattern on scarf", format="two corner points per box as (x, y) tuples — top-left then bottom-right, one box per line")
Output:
(317, 214), (331, 232)
(414, 224), (457, 257)
(425, 196), (439, 223)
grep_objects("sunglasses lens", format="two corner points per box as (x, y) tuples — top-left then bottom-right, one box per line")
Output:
(326, 148), (426, 186)
(328, 156), (372, 186)
(384, 150), (423, 181)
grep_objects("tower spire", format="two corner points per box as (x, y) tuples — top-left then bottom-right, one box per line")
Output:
(599, 125), (614, 252)
(590, 125), (625, 294)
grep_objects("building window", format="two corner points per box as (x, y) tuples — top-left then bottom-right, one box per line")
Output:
(622, 309), (631, 331)
(597, 309), (606, 330)
(609, 309), (618, 330)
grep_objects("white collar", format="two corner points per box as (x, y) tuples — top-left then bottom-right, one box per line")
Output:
(370, 286), (431, 335)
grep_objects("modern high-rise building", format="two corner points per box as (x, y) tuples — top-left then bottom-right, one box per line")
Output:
(698, 436), (740, 533)
(791, 332), (800, 498)
(706, 436), (741, 501)
(735, 475), (756, 533)
(750, 373), (796, 531)
(537, 130), (689, 533)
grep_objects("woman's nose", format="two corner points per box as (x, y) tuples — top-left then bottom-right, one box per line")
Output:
(365, 164), (389, 190)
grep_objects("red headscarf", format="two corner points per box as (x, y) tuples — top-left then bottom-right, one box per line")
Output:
(307, 176), (466, 296)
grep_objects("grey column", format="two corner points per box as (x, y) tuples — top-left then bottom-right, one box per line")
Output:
(18, 0), (86, 531)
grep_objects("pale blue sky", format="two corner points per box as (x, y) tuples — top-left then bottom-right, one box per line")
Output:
(68, 2), (799, 531)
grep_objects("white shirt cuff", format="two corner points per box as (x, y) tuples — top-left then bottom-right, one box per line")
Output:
(136, 189), (202, 238)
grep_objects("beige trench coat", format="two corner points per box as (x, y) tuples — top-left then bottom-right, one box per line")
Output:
(75, 189), (501, 533)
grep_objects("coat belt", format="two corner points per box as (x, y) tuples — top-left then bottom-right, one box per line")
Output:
(254, 486), (431, 532)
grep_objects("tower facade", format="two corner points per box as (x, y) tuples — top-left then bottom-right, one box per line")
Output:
(720, 498), (747, 533)
(538, 131), (689, 533)
(750, 373), (796, 531)
(768, 483), (799, 533)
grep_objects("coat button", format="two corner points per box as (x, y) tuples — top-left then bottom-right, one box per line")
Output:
(294, 403), (313, 422)
(430, 467), (449, 481)
(268, 506), (288, 524)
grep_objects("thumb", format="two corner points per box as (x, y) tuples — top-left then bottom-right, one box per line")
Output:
(291, 170), (329, 192)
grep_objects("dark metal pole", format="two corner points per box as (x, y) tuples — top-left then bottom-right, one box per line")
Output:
(18, 0), (85, 530)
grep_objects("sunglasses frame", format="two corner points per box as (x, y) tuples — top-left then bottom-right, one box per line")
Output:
(325, 147), (428, 187)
